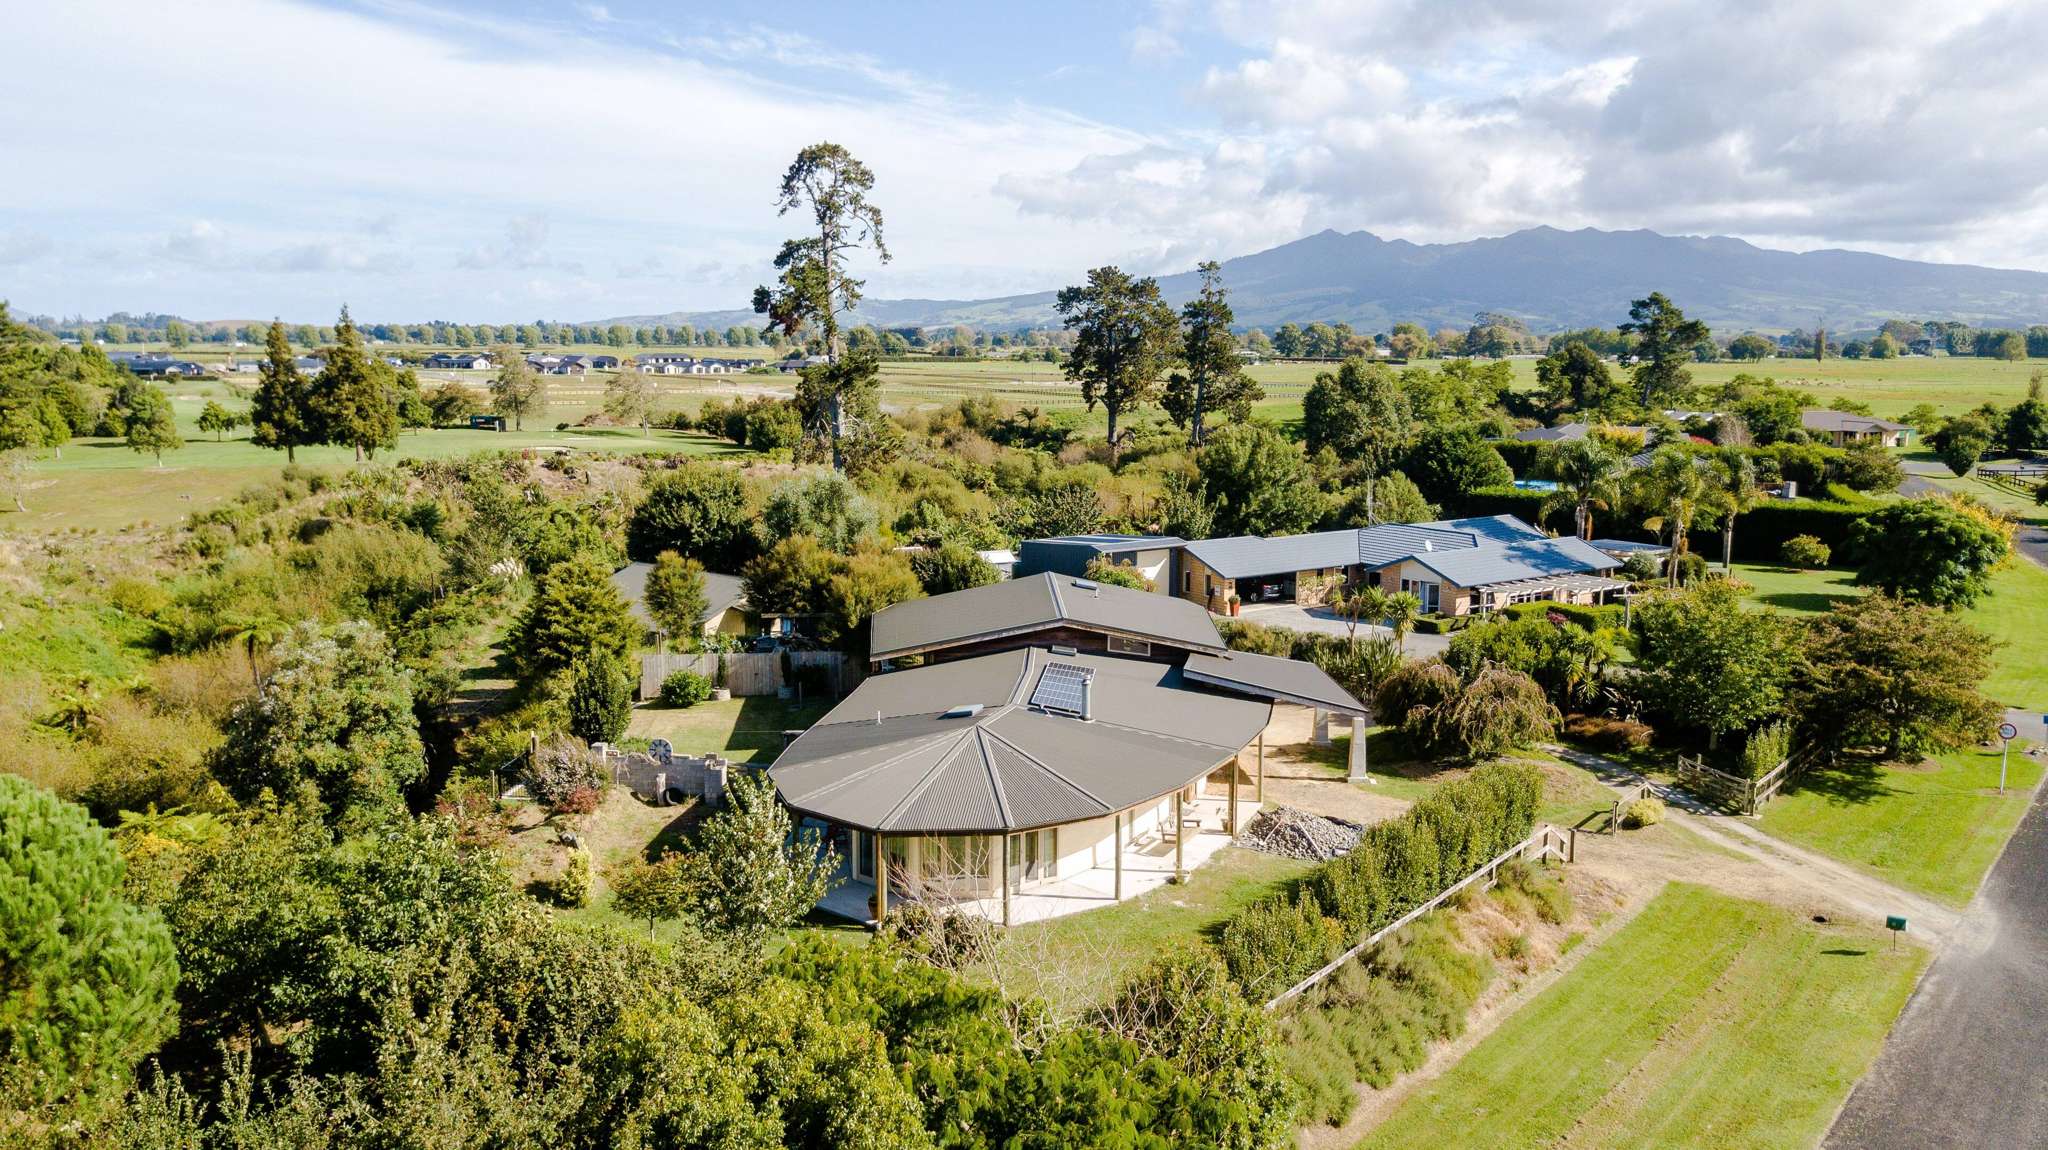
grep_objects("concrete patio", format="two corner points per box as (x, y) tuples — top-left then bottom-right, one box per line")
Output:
(816, 794), (1255, 928)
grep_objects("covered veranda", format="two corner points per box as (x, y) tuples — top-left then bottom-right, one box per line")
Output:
(1472, 571), (1632, 613)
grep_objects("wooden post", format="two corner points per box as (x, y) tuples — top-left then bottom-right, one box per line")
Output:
(1113, 812), (1123, 901)
(1174, 793), (1185, 883)
(1000, 833), (1010, 927)
(874, 832), (888, 922)
(1256, 732), (1265, 803)
(1228, 758), (1239, 838)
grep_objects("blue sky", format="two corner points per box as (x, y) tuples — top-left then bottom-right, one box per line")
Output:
(7, 0), (2048, 323)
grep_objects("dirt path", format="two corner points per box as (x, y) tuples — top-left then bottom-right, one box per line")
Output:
(1549, 745), (1962, 942)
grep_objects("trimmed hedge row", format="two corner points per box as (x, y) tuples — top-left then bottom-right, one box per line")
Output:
(1217, 762), (1544, 1000)
(1498, 600), (1628, 632)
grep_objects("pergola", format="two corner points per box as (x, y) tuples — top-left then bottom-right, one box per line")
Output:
(1476, 572), (1633, 611)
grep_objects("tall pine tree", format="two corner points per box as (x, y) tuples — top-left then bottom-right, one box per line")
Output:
(311, 306), (397, 462)
(249, 320), (313, 462)
(1162, 261), (1263, 447)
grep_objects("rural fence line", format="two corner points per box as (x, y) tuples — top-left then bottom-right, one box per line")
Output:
(1263, 823), (1573, 1012)
(1675, 746), (1817, 816)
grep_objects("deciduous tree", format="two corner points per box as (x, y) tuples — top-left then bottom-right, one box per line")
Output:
(1633, 581), (1796, 747)
(1796, 594), (2002, 758)
(1848, 498), (2009, 607)
(488, 345), (545, 431)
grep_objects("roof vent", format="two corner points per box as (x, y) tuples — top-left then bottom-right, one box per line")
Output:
(1424, 540), (1434, 551)
(1073, 578), (1100, 593)
(1049, 644), (1078, 656)
(940, 703), (984, 719)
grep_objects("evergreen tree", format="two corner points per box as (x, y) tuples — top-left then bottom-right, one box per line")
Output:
(643, 550), (710, 644)
(512, 555), (639, 682)
(1162, 261), (1263, 447)
(1302, 358), (1412, 520)
(0, 776), (179, 1130)
(310, 308), (397, 461)
(1618, 292), (1710, 406)
(567, 651), (634, 743)
(1055, 265), (1178, 466)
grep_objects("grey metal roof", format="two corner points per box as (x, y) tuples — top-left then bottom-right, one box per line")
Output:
(1183, 529), (1372, 579)
(1399, 535), (1621, 588)
(769, 648), (1270, 833)
(1186, 519), (1553, 578)
(866, 572), (1225, 660)
(1182, 651), (1368, 717)
(1419, 515), (1551, 545)
(1587, 538), (1669, 555)
(1025, 533), (1187, 552)
(611, 562), (747, 629)
(1513, 422), (1591, 442)
(1801, 409), (1909, 434)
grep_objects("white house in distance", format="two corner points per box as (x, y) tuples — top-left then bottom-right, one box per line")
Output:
(769, 575), (1367, 926)
(1800, 409), (1913, 448)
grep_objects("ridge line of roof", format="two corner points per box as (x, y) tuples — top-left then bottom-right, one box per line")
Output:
(1084, 716), (1246, 755)
(874, 728), (982, 829)
(784, 729), (963, 800)
(978, 722), (1112, 813)
(975, 727), (1014, 827)
(1044, 571), (1066, 618)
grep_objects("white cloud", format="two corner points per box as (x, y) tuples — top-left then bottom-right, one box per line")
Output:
(0, 230), (55, 267)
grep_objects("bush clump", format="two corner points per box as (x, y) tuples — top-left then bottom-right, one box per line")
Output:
(1741, 720), (1794, 779)
(1780, 534), (1832, 568)
(1563, 714), (1653, 753)
(1218, 892), (1344, 1001)
(658, 669), (713, 708)
(1620, 797), (1665, 828)
(526, 736), (607, 811)
(544, 849), (592, 907)
(879, 902), (1000, 971)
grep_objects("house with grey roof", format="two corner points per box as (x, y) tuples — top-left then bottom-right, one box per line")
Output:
(772, 579), (1367, 925)
(1176, 515), (1617, 616)
(1800, 409), (1913, 448)
(1014, 534), (1185, 594)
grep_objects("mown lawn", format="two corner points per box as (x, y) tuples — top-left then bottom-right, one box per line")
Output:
(623, 695), (832, 764)
(1730, 558), (2048, 710)
(988, 847), (1313, 1014)
(1357, 883), (1925, 1150)
(1758, 743), (2043, 908)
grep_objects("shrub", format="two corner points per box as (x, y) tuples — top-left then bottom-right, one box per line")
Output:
(1620, 552), (1661, 583)
(1496, 860), (1572, 925)
(1441, 668), (1558, 759)
(526, 736), (608, 809)
(1741, 720), (1794, 779)
(1780, 534), (1831, 568)
(1216, 891), (1341, 1001)
(880, 902), (1000, 971)
(658, 669), (713, 708)
(1620, 797), (1665, 828)
(1562, 714), (1653, 753)
(545, 849), (592, 907)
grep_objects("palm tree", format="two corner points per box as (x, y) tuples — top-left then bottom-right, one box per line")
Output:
(1335, 582), (1391, 647)
(1540, 437), (1626, 541)
(214, 611), (288, 688)
(1383, 591), (1423, 653)
(1704, 446), (1759, 573)
(1634, 446), (1708, 587)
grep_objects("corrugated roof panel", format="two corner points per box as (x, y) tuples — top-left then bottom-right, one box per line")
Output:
(868, 573), (1223, 659)
(1182, 529), (1367, 579)
(883, 737), (1011, 833)
(1182, 650), (1367, 716)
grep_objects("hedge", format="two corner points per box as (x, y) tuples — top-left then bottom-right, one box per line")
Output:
(1730, 498), (1874, 562)
(1498, 601), (1627, 632)
(1216, 761), (1543, 999)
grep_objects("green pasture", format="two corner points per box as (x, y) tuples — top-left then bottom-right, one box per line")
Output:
(1357, 883), (1925, 1150)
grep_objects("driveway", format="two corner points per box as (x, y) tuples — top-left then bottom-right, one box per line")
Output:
(1231, 602), (1451, 660)
(1824, 768), (2048, 1149)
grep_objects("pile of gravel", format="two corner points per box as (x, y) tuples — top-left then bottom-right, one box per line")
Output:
(1240, 806), (1364, 861)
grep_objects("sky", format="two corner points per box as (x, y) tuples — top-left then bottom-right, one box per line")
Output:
(7, 0), (2048, 324)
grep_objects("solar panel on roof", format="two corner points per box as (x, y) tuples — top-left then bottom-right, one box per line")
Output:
(1030, 663), (1093, 716)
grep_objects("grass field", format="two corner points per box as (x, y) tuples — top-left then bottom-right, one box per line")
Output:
(1730, 558), (2048, 709)
(1357, 883), (1926, 1150)
(1758, 743), (2043, 908)
(2, 377), (750, 534)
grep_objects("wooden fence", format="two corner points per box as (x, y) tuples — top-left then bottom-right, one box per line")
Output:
(1675, 747), (1816, 816)
(1609, 781), (1653, 832)
(638, 650), (859, 701)
(1264, 823), (1573, 1011)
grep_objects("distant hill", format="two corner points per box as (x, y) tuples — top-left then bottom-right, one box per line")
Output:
(598, 227), (2048, 335)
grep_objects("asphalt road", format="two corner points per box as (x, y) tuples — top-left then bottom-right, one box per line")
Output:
(1823, 755), (2048, 1149)
(1899, 463), (2048, 567)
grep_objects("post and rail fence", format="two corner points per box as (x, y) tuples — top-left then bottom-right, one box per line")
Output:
(1264, 823), (1573, 1012)
(1675, 745), (1819, 816)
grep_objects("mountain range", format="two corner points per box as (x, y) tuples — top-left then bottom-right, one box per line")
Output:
(600, 226), (2048, 336)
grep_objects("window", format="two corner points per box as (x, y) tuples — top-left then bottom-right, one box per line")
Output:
(1107, 635), (1152, 656)
(1182, 571), (1191, 593)
(921, 835), (991, 884)
(1205, 575), (1214, 596)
